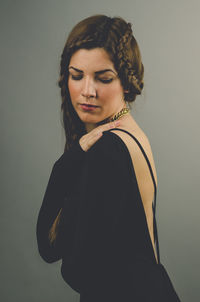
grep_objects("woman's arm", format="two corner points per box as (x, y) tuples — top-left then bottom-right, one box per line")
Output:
(60, 132), (138, 300)
(36, 139), (85, 263)
(36, 122), (121, 264)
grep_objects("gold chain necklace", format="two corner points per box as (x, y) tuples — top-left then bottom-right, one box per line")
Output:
(109, 107), (130, 122)
(95, 102), (130, 126)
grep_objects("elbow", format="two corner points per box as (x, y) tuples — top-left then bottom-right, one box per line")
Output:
(37, 247), (62, 263)
(36, 226), (62, 263)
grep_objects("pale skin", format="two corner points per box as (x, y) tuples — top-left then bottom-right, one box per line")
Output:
(68, 48), (159, 264)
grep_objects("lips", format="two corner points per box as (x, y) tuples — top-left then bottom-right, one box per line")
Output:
(79, 103), (99, 111)
(81, 103), (98, 107)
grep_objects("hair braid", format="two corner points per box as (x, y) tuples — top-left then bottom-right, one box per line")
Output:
(117, 22), (143, 99)
(68, 35), (96, 49)
(50, 15), (145, 244)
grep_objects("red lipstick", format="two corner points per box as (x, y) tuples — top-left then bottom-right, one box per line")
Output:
(79, 104), (99, 111)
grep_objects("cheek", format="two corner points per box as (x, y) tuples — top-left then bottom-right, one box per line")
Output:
(68, 79), (80, 98)
(100, 83), (123, 101)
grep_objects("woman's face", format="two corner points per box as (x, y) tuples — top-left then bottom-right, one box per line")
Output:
(68, 48), (127, 132)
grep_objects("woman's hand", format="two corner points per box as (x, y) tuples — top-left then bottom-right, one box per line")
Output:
(79, 120), (121, 152)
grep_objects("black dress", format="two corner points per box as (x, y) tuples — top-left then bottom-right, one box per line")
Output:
(36, 128), (182, 302)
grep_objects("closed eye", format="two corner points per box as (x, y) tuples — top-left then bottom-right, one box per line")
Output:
(99, 78), (113, 84)
(71, 75), (82, 80)
(70, 74), (113, 84)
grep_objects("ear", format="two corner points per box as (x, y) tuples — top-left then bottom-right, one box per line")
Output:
(124, 90), (129, 93)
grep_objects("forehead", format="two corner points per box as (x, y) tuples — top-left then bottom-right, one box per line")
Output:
(69, 48), (115, 72)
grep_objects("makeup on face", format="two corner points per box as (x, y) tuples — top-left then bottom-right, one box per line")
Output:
(79, 104), (99, 111)
(68, 66), (118, 84)
(67, 48), (126, 130)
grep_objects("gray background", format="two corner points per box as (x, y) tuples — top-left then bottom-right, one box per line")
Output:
(1, 0), (199, 301)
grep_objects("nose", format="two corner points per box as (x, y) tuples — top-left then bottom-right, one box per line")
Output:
(81, 76), (96, 99)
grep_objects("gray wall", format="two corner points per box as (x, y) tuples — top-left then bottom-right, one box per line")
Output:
(1, 0), (199, 301)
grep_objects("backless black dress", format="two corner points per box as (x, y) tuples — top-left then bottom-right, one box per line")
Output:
(36, 128), (182, 302)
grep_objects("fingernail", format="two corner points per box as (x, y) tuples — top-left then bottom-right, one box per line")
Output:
(115, 120), (120, 126)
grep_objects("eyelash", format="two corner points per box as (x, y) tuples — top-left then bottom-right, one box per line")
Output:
(70, 75), (113, 84)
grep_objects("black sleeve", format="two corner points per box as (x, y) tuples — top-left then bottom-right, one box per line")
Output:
(36, 139), (85, 263)
(61, 132), (137, 300)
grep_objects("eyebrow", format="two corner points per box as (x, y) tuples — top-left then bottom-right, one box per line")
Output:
(68, 66), (117, 75)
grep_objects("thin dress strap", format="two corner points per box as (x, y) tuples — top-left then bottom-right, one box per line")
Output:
(107, 128), (161, 264)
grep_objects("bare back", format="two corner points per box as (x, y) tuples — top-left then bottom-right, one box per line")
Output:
(109, 122), (158, 263)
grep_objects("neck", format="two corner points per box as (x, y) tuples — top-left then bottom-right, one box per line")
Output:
(85, 107), (132, 133)
(97, 104), (129, 125)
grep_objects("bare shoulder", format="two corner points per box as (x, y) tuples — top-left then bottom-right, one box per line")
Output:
(109, 125), (158, 187)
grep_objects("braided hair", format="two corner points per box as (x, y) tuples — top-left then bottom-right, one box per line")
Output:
(49, 15), (144, 243)
(58, 14), (144, 152)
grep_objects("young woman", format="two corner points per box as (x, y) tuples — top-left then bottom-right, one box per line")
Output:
(36, 14), (182, 302)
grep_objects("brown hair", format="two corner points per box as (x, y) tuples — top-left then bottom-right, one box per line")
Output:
(49, 14), (144, 244)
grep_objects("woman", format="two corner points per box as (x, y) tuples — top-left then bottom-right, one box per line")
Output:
(36, 14), (182, 301)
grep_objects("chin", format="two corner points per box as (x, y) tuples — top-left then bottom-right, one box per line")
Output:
(75, 106), (110, 125)
(77, 112), (100, 123)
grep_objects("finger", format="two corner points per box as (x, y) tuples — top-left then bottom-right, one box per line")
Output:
(108, 120), (121, 129)
(95, 120), (120, 140)
(95, 120), (120, 139)
(84, 120), (121, 151)
(96, 120), (120, 134)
